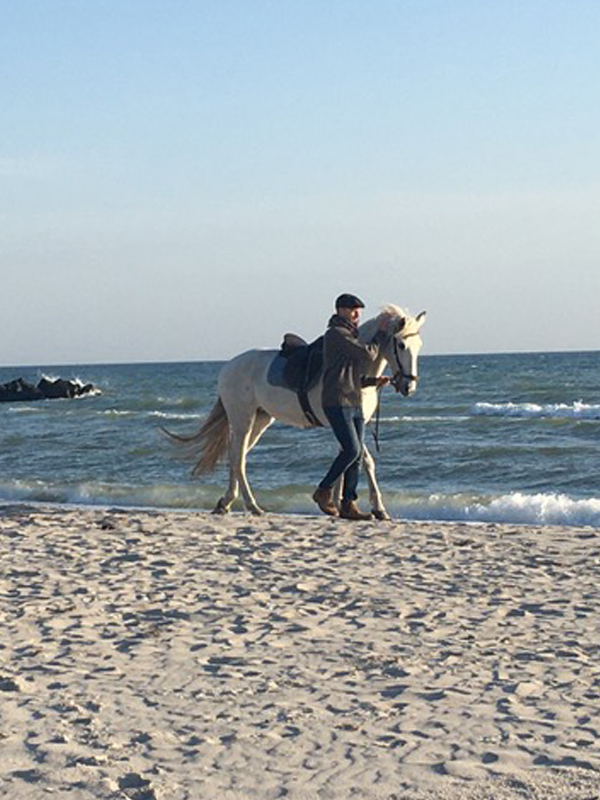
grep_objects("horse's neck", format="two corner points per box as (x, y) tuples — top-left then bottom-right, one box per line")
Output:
(364, 354), (386, 379)
(358, 318), (385, 378)
(358, 317), (378, 341)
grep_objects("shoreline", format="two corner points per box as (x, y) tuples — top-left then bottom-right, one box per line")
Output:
(3, 496), (600, 532)
(1, 505), (599, 798)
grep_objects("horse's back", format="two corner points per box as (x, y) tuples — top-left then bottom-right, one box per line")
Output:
(219, 348), (277, 378)
(217, 347), (317, 427)
(217, 349), (277, 402)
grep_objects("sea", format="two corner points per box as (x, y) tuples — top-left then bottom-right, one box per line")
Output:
(1, 351), (600, 527)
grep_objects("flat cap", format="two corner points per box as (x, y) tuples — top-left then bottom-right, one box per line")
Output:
(335, 293), (365, 309)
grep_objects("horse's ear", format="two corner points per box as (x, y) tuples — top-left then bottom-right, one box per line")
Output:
(416, 311), (427, 328)
(395, 317), (406, 334)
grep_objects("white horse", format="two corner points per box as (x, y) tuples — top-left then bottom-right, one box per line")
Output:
(167, 305), (426, 519)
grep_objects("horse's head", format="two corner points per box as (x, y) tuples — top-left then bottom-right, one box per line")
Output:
(379, 306), (427, 396)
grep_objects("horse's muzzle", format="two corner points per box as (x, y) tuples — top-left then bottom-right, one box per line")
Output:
(392, 374), (418, 396)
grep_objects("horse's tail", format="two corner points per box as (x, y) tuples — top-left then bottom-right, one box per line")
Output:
(162, 397), (230, 476)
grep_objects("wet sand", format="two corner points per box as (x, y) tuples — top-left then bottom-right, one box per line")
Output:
(1, 505), (600, 799)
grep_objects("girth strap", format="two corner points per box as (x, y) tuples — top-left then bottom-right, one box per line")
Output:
(298, 387), (323, 427)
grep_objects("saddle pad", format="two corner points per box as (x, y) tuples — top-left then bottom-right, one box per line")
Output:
(267, 337), (324, 392)
(267, 353), (289, 389)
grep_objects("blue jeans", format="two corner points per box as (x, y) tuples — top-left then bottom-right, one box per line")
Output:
(319, 406), (365, 501)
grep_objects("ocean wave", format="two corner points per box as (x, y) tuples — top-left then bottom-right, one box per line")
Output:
(471, 492), (600, 527)
(0, 478), (220, 510)
(388, 491), (600, 527)
(381, 415), (466, 423)
(472, 401), (600, 420)
(98, 409), (202, 422)
(5, 405), (46, 414)
(149, 411), (202, 421)
(2, 478), (600, 528)
(154, 396), (203, 409)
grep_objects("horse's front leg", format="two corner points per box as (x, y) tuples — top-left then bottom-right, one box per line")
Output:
(362, 444), (391, 521)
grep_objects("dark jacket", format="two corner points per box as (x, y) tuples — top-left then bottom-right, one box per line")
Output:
(321, 316), (386, 407)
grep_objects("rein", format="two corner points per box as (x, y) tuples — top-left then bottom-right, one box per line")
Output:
(372, 384), (383, 453)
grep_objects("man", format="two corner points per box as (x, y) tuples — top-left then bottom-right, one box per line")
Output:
(313, 293), (390, 520)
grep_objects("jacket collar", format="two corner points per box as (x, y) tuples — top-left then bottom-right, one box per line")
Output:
(328, 313), (358, 338)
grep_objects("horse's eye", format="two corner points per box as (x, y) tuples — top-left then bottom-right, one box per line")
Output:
(398, 340), (406, 351)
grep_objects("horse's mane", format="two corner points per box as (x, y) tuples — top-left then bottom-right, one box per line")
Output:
(360, 303), (418, 339)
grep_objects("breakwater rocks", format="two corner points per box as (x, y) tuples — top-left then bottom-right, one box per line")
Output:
(0, 377), (100, 402)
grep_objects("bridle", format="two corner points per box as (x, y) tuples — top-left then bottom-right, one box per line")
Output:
(372, 329), (420, 451)
(389, 333), (419, 391)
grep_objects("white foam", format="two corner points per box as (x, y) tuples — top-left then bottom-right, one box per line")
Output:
(99, 409), (201, 421)
(472, 401), (600, 420)
(40, 373), (95, 390)
(470, 492), (600, 527)
(389, 491), (600, 528)
(35, 374), (101, 398)
(381, 415), (465, 423)
(2, 477), (599, 529)
(0, 478), (216, 510)
(149, 411), (202, 421)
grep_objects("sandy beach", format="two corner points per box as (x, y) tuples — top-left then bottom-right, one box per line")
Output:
(1, 505), (600, 799)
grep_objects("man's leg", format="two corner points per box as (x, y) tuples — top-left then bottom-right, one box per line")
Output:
(319, 406), (362, 490)
(341, 409), (365, 501)
(313, 406), (362, 516)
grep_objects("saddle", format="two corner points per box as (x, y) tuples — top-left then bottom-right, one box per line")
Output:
(280, 334), (323, 389)
(272, 333), (324, 427)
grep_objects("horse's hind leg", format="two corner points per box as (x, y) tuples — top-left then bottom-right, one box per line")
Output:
(213, 467), (237, 513)
(213, 433), (247, 514)
(214, 410), (272, 515)
(237, 410), (273, 514)
(248, 409), (273, 451)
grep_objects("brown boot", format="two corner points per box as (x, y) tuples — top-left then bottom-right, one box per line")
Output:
(312, 487), (339, 517)
(340, 500), (372, 521)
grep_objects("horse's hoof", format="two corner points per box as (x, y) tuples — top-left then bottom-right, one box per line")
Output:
(372, 509), (392, 521)
(249, 506), (264, 517)
(212, 499), (230, 515)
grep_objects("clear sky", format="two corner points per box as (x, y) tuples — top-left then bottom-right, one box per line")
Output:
(2, 0), (599, 365)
